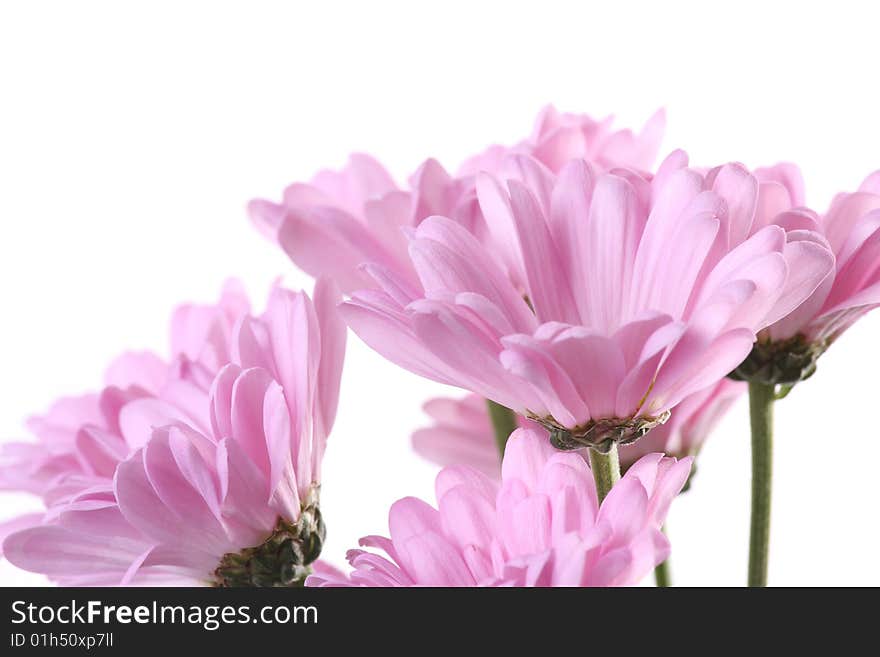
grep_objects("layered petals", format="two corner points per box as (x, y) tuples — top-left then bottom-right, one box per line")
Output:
(343, 153), (832, 443)
(728, 168), (880, 385)
(250, 107), (666, 295)
(308, 429), (690, 587)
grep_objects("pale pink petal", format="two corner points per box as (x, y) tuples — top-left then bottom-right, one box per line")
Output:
(313, 277), (347, 446)
(104, 351), (167, 393)
(506, 179), (579, 324)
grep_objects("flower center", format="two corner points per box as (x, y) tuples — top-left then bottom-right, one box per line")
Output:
(533, 412), (671, 453)
(729, 334), (828, 386)
(212, 501), (325, 587)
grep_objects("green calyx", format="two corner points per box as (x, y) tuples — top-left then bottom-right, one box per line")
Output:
(536, 411), (671, 453)
(212, 499), (325, 588)
(729, 334), (828, 387)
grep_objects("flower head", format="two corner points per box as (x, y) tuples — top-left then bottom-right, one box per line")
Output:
(731, 168), (880, 385)
(247, 106), (665, 295)
(309, 428), (691, 587)
(342, 152), (834, 450)
(2, 280), (345, 586)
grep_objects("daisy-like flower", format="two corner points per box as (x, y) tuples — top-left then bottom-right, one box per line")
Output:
(2, 280), (345, 586)
(341, 151), (834, 451)
(309, 428), (690, 587)
(731, 168), (880, 385)
(247, 106), (665, 295)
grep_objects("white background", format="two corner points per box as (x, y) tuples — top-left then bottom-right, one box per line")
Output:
(1, 1), (878, 586)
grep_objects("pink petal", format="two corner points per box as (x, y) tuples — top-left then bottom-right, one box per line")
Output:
(500, 428), (557, 492)
(506, 179), (579, 324)
(584, 173), (646, 331)
(313, 277), (347, 447)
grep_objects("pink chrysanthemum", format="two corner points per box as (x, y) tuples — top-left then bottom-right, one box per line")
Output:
(2, 280), (345, 586)
(309, 428), (691, 587)
(732, 168), (880, 385)
(247, 106), (665, 295)
(341, 151), (833, 450)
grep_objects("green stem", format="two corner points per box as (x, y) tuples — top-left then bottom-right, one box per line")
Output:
(588, 443), (620, 504)
(486, 399), (518, 458)
(654, 526), (671, 587)
(654, 558), (671, 588)
(748, 381), (774, 587)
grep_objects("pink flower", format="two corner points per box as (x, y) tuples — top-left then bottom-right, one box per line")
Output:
(308, 428), (691, 587)
(341, 151), (834, 450)
(2, 281), (346, 586)
(413, 382), (743, 480)
(247, 106), (665, 295)
(731, 167), (880, 384)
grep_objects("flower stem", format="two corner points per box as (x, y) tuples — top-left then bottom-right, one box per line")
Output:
(486, 399), (518, 458)
(654, 558), (671, 587)
(654, 526), (671, 587)
(588, 443), (620, 504)
(748, 381), (774, 587)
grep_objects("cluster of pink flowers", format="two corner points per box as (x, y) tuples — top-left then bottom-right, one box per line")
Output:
(3, 104), (878, 587)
